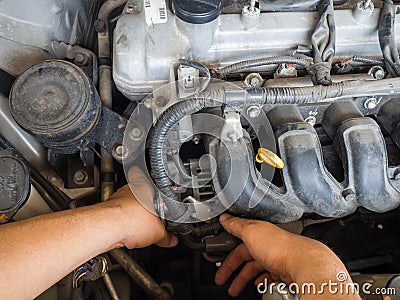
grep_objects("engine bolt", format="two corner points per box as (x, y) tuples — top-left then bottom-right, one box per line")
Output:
(361, 0), (373, 9)
(130, 127), (144, 141)
(73, 170), (88, 185)
(192, 135), (201, 145)
(368, 66), (385, 80)
(94, 20), (106, 33)
(244, 73), (263, 88)
(246, 106), (261, 119)
(155, 96), (168, 107)
(74, 54), (87, 66)
(144, 98), (152, 109)
(113, 144), (129, 160)
(364, 98), (378, 110)
(304, 116), (317, 126)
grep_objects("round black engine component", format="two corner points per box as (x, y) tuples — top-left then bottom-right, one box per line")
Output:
(172, 0), (222, 24)
(9, 60), (101, 150)
(0, 150), (30, 223)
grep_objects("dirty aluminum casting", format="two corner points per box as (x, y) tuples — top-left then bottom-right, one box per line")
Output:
(0, 0), (99, 77)
(113, 1), (400, 99)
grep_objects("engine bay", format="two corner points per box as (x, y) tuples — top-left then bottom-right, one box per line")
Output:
(1, 0), (400, 299)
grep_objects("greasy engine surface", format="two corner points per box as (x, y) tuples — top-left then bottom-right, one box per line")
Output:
(0, 0), (400, 299)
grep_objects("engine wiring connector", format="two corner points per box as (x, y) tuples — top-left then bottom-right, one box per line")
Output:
(255, 148), (285, 169)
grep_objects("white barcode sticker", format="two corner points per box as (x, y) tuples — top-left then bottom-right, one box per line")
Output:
(144, 0), (167, 26)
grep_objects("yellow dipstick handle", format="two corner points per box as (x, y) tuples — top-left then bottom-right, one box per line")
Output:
(256, 148), (285, 169)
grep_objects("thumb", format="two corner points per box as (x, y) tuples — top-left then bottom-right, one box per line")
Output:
(156, 232), (179, 248)
(219, 214), (253, 240)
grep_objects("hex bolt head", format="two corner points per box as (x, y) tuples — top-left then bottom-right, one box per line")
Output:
(73, 170), (88, 185)
(94, 20), (106, 33)
(304, 116), (317, 127)
(155, 96), (168, 107)
(74, 54), (88, 65)
(246, 106), (261, 119)
(228, 131), (238, 143)
(113, 144), (129, 160)
(126, 3), (139, 14)
(144, 98), (152, 109)
(364, 98), (377, 110)
(130, 127), (144, 141)
(244, 73), (263, 88)
(368, 66), (385, 80)
(192, 135), (201, 145)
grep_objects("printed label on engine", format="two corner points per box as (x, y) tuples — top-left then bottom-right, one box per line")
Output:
(144, 0), (167, 26)
(0, 162), (18, 205)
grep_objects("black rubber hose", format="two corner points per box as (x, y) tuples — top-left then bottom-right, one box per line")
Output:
(149, 101), (206, 225)
(192, 221), (223, 237)
(351, 56), (385, 66)
(0, 133), (71, 211)
(379, 0), (400, 77)
(148, 90), (225, 230)
(216, 56), (312, 78)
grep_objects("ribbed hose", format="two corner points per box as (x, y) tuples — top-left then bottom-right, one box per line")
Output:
(258, 78), (400, 104)
(216, 56), (311, 78)
(149, 90), (224, 229)
(261, 82), (347, 104)
(351, 56), (385, 66)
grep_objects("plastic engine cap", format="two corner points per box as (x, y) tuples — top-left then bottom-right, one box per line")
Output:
(172, 0), (222, 24)
(0, 150), (30, 223)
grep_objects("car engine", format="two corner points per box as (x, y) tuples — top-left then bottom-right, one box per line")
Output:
(1, 0), (400, 299)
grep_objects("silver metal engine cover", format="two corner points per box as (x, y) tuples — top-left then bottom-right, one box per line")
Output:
(113, 2), (400, 100)
(0, 0), (95, 76)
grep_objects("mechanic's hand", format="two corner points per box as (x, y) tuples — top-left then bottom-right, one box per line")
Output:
(215, 214), (358, 299)
(107, 167), (178, 250)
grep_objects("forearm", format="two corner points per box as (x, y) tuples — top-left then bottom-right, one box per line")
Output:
(0, 201), (125, 299)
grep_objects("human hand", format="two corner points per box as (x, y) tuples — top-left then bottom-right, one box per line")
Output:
(215, 214), (358, 299)
(108, 167), (178, 249)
